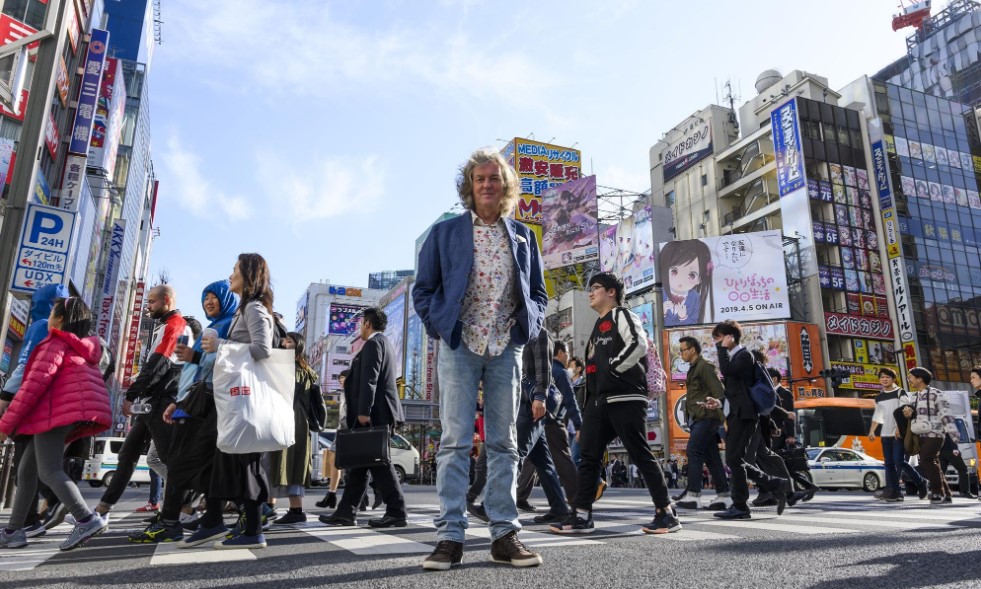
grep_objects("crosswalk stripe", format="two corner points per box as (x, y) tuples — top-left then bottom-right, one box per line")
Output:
(0, 538), (62, 572)
(768, 514), (962, 529)
(150, 542), (258, 565)
(300, 525), (433, 555)
(591, 520), (739, 541)
(689, 517), (860, 535)
(818, 508), (981, 522)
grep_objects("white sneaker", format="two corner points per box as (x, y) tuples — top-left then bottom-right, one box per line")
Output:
(59, 516), (108, 551)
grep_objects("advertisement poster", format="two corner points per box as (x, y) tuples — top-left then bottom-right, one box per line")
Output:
(657, 230), (790, 327)
(327, 303), (367, 336)
(541, 175), (599, 268)
(771, 98), (805, 197)
(508, 138), (581, 225)
(68, 28), (108, 155)
(665, 322), (791, 380)
(383, 292), (406, 377)
(404, 299), (424, 401)
(631, 302), (666, 413)
(600, 205), (656, 294)
(663, 115), (713, 182)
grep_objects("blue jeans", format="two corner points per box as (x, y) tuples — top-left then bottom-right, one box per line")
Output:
(516, 403), (569, 515)
(881, 436), (904, 493)
(435, 340), (522, 542)
(685, 418), (729, 494)
(149, 469), (162, 505)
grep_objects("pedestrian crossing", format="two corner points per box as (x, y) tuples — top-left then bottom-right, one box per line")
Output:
(3, 496), (981, 572)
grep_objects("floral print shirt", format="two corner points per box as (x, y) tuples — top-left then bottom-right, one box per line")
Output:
(460, 213), (516, 357)
(911, 387), (959, 442)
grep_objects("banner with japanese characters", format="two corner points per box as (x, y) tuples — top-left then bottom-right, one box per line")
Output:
(541, 175), (599, 268)
(600, 204), (657, 295)
(505, 138), (581, 225)
(658, 230), (790, 327)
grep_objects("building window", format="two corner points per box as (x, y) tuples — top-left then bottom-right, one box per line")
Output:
(665, 190), (675, 207)
(701, 174), (708, 187)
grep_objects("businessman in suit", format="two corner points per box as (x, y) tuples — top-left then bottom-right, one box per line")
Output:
(703, 320), (788, 520)
(319, 307), (407, 528)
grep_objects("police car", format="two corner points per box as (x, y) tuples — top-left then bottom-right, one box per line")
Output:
(805, 447), (886, 492)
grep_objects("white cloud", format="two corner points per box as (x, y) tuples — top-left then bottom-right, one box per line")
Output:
(165, 0), (558, 106)
(161, 136), (252, 221)
(256, 152), (385, 223)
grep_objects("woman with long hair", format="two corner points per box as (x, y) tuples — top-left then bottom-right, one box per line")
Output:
(268, 331), (319, 524)
(0, 298), (112, 551)
(658, 240), (713, 326)
(196, 253), (278, 550)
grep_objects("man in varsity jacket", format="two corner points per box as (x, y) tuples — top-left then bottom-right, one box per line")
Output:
(549, 271), (680, 536)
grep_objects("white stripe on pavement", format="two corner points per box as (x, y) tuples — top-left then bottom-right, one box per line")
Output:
(150, 542), (258, 565)
(691, 518), (860, 535)
(591, 520), (739, 541)
(774, 514), (963, 529)
(301, 526), (433, 555)
(0, 538), (63, 572)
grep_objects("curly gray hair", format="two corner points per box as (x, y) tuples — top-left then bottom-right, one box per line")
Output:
(456, 147), (520, 218)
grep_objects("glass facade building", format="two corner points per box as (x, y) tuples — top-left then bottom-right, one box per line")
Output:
(875, 81), (981, 384)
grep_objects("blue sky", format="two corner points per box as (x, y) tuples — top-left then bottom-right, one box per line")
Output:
(148, 0), (911, 322)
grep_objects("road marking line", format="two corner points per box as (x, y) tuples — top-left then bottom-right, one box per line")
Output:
(150, 542), (257, 565)
(301, 526), (434, 555)
(774, 514), (963, 529)
(691, 518), (859, 534)
(0, 538), (63, 572)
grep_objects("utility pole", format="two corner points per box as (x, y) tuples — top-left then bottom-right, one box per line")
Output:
(0, 0), (70, 328)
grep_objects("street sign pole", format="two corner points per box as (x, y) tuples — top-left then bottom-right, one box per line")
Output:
(0, 0), (69, 329)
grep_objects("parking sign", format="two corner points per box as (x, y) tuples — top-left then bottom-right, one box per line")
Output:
(11, 203), (77, 294)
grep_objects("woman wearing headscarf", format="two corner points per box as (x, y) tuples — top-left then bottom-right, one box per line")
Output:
(128, 280), (240, 544)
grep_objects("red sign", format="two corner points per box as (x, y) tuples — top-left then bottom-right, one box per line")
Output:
(121, 282), (146, 387)
(44, 112), (59, 158)
(0, 15), (39, 57)
(824, 312), (895, 341)
(56, 56), (69, 107)
(902, 341), (919, 371)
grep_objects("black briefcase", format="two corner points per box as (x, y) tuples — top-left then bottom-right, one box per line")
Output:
(334, 425), (392, 469)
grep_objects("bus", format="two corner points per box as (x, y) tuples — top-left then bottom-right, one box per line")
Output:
(795, 398), (882, 460)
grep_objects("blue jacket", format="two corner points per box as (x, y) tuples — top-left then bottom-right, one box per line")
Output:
(1, 284), (70, 398)
(412, 212), (547, 350)
(551, 357), (583, 428)
(175, 280), (240, 402)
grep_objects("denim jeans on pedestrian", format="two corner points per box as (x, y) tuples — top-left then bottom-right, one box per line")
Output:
(570, 431), (581, 464)
(516, 403), (569, 515)
(685, 418), (729, 494)
(434, 340), (522, 543)
(881, 436), (904, 493)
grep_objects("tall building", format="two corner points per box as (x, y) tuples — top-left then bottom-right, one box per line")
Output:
(368, 269), (413, 291)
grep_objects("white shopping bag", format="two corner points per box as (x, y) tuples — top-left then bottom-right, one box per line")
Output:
(213, 341), (296, 453)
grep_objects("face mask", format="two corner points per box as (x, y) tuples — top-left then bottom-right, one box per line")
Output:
(567, 368), (577, 380)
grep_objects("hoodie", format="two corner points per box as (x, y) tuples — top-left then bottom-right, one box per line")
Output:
(0, 329), (112, 441)
(175, 280), (240, 402)
(1, 284), (70, 399)
(124, 307), (189, 405)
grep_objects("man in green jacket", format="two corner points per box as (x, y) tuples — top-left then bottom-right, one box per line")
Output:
(673, 336), (730, 510)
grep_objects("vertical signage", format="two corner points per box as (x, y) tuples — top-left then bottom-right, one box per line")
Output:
(771, 99), (805, 197)
(121, 281), (145, 387)
(872, 138), (919, 371)
(68, 28), (108, 155)
(96, 219), (125, 342)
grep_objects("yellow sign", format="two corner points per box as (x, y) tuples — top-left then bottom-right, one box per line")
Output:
(830, 360), (900, 393)
(504, 138), (581, 225)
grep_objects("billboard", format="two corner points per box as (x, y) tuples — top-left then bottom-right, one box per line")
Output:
(89, 57), (125, 176)
(657, 230), (790, 327)
(771, 98), (805, 197)
(663, 116), (713, 182)
(600, 205), (656, 294)
(631, 302), (666, 417)
(96, 219), (125, 343)
(665, 322), (791, 380)
(295, 291), (308, 333)
(68, 28), (108, 155)
(404, 306), (424, 400)
(509, 138), (581, 225)
(541, 175), (599, 269)
(383, 290), (406, 377)
(327, 303), (367, 336)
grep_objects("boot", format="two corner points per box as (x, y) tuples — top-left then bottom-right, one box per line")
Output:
(315, 492), (337, 509)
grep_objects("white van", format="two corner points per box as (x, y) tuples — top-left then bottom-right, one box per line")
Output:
(941, 391), (978, 489)
(82, 437), (152, 488)
(310, 430), (421, 485)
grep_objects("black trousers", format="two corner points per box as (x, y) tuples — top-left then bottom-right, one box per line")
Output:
(100, 404), (173, 506)
(573, 398), (668, 511)
(725, 417), (785, 510)
(939, 446), (972, 493)
(335, 426), (405, 519)
(517, 419), (578, 503)
(160, 409), (218, 522)
(466, 445), (488, 503)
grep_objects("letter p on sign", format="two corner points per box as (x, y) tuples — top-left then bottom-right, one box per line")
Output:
(29, 211), (64, 243)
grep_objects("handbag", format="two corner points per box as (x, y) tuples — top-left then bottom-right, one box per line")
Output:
(307, 382), (327, 432)
(909, 393), (932, 435)
(213, 341), (296, 454)
(334, 425), (392, 469)
(177, 380), (214, 419)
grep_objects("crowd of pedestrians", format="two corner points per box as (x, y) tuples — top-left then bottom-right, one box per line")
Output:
(0, 147), (977, 573)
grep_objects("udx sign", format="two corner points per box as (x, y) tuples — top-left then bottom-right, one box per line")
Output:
(11, 203), (77, 294)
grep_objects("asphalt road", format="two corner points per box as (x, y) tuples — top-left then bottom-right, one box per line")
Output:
(2, 483), (981, 589)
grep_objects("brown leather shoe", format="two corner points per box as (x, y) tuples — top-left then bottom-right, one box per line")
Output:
(422, 540), (464, 571)
(490, 531), (542, 567)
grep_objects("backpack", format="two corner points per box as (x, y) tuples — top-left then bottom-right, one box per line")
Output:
(749, 360), (778, 416)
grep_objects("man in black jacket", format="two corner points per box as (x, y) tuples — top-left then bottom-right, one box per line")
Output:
(320, 307), (407, 528)
(703, 320), (788, 520)
(549, 272), (679, 536)
(94, 285), (190, 521)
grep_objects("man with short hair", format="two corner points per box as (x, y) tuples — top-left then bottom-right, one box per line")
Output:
(94, 285), (190, 522)
(673, 336), (729, 511)
(703, 320), (788, 520)
(550, 272), (680, 536)
(413, 147), (547, 570)
(868, 367), (920, 502)
(320, 307), (407, 528)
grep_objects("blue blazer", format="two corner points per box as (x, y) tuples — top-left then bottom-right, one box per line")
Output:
(412, 212), (547, 351)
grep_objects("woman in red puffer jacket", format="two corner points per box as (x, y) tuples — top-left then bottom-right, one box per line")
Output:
(0, 297), (112, 551)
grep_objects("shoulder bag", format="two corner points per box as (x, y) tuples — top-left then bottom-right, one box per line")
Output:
(334, 425), (391, 469)
(909, 392), (932, 435)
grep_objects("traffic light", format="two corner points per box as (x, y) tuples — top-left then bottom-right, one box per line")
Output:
(819, 368), (851, 386)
